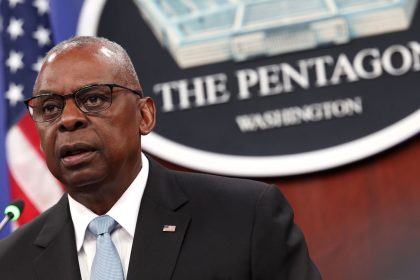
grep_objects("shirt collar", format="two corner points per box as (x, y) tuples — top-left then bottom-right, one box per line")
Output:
(68, 153), (149, 252)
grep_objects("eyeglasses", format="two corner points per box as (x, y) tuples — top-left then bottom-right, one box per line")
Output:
(24, 83), (143, 123)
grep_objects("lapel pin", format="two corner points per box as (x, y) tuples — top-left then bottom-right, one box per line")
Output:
(162, 225), (176, 232)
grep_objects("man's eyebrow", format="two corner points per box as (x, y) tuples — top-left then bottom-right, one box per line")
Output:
(36, 89), (60, 96)
(35, 83), (115, 96)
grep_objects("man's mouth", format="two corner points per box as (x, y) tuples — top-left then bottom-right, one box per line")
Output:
(59, 144), (97, 167)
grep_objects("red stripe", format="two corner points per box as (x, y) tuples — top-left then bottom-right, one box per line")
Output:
(9, 171), (41, 226)
(17, 113), (45, 160)
(8, 116), (64, 227)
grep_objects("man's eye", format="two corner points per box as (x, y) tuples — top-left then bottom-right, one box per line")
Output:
(81, 93), (109, 108)
(85, 95), (104, 106)
(42, 102), (60, 115)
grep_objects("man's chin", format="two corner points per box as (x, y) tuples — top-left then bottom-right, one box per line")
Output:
(60, 172), (107, 192)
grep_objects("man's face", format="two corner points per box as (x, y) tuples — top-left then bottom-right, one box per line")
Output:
(34, 45), (155, 195)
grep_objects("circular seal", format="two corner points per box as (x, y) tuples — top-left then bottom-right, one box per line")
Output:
(77, 0), (420, 176)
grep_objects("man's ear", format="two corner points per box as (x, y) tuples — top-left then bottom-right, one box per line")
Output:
(138, 97), (156, 135)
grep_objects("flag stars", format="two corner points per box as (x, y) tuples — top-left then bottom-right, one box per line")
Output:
(8, 0), (24, 8)
(33, 0), (49, 15)
(7, 17), (24, 40)
(6, 50), (24, 73)
(5, 83), (24, 107)
(32, 56), (44, 72)
(33, 25), (51, 46)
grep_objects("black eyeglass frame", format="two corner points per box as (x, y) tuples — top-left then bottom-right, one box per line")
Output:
(24, 83), (143, 123)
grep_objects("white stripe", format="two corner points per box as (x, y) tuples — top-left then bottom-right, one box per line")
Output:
(6, 126), (63, 212)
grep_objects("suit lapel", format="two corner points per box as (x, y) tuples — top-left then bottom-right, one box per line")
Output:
(127, 157), (191, 280)
(33, 195), (81, 280)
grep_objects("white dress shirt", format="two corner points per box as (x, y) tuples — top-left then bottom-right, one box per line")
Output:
(68, 153), (149, 280)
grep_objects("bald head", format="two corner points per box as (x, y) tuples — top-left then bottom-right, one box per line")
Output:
(34, 36), (140, 94)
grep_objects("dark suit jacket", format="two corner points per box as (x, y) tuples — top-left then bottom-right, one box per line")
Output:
(0, 158), (321, 280)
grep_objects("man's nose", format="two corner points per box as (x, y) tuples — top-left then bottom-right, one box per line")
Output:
(58, 99), (88, 132)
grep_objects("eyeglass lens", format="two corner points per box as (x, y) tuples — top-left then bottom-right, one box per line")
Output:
(28, 85), (113, 122)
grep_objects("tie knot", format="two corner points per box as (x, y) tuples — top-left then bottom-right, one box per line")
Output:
(88, 215), (117, 236)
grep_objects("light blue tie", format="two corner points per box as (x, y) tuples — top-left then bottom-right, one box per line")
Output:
(88, 215), (124, 280)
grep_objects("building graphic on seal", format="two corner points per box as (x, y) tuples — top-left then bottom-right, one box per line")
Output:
(134, 0), (418, 68)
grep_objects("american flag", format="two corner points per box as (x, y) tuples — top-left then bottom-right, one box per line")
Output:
(0, 0), (76, 238)
(162, 225), (177, 232)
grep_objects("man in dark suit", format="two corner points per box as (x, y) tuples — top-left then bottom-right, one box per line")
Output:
(0, 36), (321, 280)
